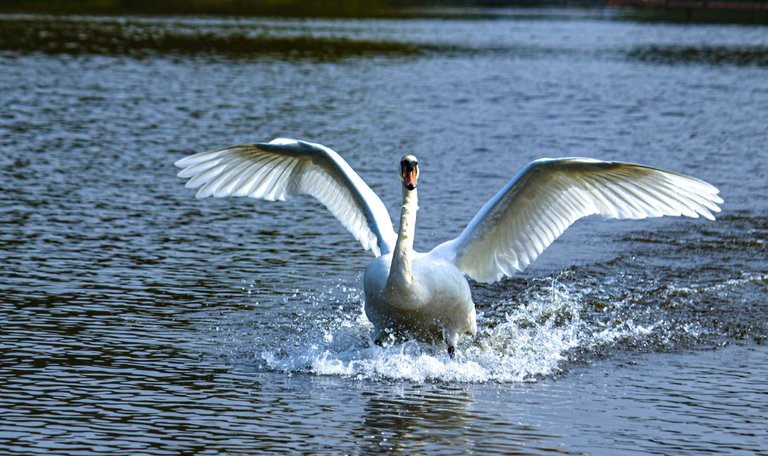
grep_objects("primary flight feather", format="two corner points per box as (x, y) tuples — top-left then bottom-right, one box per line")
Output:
(175, 138), (723, 357)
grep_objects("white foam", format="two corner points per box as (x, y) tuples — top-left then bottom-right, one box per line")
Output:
(225, 269), (768, 383)
(256, 278), (662, 383)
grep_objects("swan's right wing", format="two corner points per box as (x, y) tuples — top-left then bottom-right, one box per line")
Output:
(432, 158), (723, 283)
(175, 138), (396, 257)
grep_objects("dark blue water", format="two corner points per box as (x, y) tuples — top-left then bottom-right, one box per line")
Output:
(1, 10), (766, 454)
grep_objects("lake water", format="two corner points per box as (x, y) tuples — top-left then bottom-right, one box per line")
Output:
(0, 9), (766, 454)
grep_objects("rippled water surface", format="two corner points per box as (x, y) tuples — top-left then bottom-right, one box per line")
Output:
(1, 10), (767, 454)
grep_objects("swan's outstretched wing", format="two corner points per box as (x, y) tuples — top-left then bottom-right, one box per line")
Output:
(175, 138), (396, 257)
(432, 158), (723, 283)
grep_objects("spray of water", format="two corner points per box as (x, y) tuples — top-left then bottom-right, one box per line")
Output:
(218, 270), (766, 383)
(255, 278), (658, 382)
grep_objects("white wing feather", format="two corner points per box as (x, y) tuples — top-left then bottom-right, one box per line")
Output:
(432, 158), (723, 283)
(175, 138), (396, 257)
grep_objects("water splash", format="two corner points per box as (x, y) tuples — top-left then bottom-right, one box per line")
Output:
(256, 278), (660, 383)
(216, 268), (768, 383)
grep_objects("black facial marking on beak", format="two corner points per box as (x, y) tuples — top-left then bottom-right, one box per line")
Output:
(400, 160), (416, 172)
(400, 156), (419, 190)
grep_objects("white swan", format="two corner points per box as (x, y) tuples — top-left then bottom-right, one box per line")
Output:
(175, 138), (723, 357)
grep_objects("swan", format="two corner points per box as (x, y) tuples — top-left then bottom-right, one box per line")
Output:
(175, 138), (723, 357)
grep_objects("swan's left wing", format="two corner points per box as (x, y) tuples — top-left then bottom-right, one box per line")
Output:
(431, 158), (723, 283)
(175, 138), (396, 257)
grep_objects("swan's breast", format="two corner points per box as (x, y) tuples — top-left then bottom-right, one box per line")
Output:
(364, 253), (472, 308)
(363, 253), (475, 340)
(411, 255), (472, 305)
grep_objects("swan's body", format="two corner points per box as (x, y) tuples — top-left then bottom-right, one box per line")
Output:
(175, 138), (722, 356)
(364, 250), (477, 350)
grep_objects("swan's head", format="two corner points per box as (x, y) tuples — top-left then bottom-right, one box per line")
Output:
(399, 155), (419, 191)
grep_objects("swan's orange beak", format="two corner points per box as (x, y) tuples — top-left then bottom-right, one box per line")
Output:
(403, 167), (418, 190)
(400, 156), (419, 190)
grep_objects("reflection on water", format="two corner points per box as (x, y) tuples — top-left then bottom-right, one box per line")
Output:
(628, 44), (768, 67)
(0, 15), (426, 58)
(354, 384), (573, 454)
(9, 14), (768, 67)
(356, 386), (475, 453)
(1, 8), (766, 455)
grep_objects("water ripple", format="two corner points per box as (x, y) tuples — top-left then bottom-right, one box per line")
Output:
(1, 10), (766, 455)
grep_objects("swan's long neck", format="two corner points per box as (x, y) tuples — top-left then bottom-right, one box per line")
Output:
(386, 187), (418, 291)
